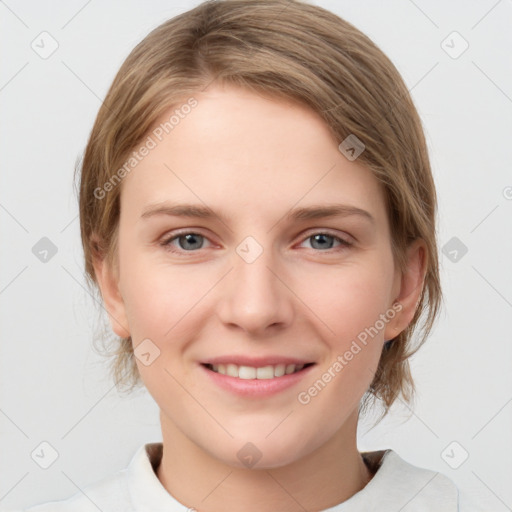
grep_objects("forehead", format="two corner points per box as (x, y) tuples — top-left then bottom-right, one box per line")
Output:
(119, 84), (388, 229)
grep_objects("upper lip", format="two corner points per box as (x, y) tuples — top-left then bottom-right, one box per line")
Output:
(201, 355), (315, 367)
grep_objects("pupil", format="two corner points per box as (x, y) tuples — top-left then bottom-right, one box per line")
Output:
(180, 233), (202, 250)
(312, 234), (332, 250)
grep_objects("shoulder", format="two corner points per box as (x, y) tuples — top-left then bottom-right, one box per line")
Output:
(337, 449), (481, 511)
(21, 469), (129, 512)
(378, 449), (459, 509)
(22, 443), (173, 512)
(21, 444), (154, 512)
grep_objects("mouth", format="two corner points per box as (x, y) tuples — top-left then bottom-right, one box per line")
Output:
(200, 359), (316, 397)
(202, 362), (315, 379)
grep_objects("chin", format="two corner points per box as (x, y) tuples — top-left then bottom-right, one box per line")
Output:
(210, 429), (317, 470)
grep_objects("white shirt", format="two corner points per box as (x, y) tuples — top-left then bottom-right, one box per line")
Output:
(21, 442), (483, 511)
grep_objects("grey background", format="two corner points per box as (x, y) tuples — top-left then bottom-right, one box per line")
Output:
(1, 0), (511, 510)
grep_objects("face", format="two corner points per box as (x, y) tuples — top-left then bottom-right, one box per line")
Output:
(96, 83), (424, 469)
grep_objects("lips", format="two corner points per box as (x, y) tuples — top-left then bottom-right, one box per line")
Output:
(202, 355), (314, 366)
(200, 358), (316, 397)
(204, 362), (314, 379)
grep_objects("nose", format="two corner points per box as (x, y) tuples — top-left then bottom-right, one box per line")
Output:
(216, 242), (294, 336)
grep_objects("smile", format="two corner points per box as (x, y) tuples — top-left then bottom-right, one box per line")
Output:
(204, 363), (314, 379)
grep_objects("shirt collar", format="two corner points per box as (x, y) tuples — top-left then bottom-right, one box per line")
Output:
(124, 442), (457, 511)
(126, 442), (189, 511)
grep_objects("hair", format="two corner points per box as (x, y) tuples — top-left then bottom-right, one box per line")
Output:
(77, 0), (443, 424)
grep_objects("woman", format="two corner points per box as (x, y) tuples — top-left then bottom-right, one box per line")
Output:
(24, 0), (482, 510)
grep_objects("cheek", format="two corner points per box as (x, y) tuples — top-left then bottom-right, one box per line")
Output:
(296, 268), (391, 414)
(119, 251), (204, 340)
(299, 259), (394, 344)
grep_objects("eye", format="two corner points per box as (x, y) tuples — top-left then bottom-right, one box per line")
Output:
(160, 231), (211, 254)
(298, 232), (353, 251)
(159, 230), (353, 255)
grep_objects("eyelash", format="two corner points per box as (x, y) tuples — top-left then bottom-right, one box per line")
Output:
(159, 229), (353, 255)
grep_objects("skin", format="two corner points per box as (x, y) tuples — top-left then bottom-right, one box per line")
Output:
(93, 83), (427, 511)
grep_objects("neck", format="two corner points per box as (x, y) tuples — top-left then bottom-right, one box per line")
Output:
(156, 410), (373, 512)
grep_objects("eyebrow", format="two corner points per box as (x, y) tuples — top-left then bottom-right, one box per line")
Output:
(140, 202), (375, 225)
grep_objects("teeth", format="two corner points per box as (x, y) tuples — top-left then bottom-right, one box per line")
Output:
(256, 365), (274, 379)
(209, 363), (308, 379)
(274, 364), (285, 377)
(239, 366), (256, 379)
(226, 364), (238, 377)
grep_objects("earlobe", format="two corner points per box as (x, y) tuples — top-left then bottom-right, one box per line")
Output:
(92, 252), (131, 339)
(384, 238), (427, 341)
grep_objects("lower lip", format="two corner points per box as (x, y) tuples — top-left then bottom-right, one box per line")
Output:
(200, 364), (315, 397)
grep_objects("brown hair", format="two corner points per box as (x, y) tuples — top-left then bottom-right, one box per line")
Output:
(77, 0), (442, 423)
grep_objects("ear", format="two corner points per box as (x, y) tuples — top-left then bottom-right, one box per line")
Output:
(384, 238), (428, 342)
(91, 243), (130, 339)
